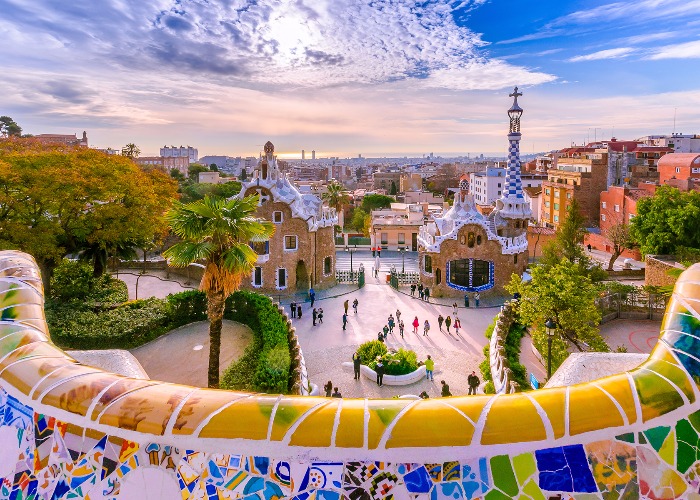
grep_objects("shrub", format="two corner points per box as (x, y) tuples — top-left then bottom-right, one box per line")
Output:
(167, 290), (207, 327)
(48, 297), (171, 349)
(357, 340), (387, 368)
(220, 291), (291, 394)
(383, 348), (418, 376)
(50, 259), (128, 307)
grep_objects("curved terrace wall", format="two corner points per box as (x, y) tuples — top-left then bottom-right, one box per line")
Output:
(2, 249), (700, 498)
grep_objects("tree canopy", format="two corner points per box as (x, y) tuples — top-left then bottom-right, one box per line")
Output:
(0, 138), (178, 286)
(0, 116), (22, 137)
(360, 193), (394, 212)
(630, 186), (700, 256)
(507, 259), (608, 372)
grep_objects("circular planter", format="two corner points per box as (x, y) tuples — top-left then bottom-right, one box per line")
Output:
(341, 362), (427, 386)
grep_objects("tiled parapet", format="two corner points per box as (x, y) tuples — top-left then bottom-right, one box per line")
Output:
(3, 249), (700, 499)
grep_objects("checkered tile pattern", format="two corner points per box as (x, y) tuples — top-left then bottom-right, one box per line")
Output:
(504, 137), (524, 200)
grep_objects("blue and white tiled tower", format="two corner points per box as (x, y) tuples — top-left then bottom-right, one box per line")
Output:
(495, 87), (532, 221)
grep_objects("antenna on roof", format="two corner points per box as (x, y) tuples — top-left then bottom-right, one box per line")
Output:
(673, 108), (677, 135)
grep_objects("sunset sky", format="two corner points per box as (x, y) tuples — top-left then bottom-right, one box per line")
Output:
(1, 0), (700, 158)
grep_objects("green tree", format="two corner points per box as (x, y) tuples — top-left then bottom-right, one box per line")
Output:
(188, 163), (210, 182)
(360, 193), (394, 212)
(390, 180), (398, 195)
(163, 195), (275, 388)
(240, 168), (247, 181)
(121, 143), (141, 158)
(630, 186), (700, 256)
(0, 116), (22, 137)
(209, 163), (219, 171)
(507, 259), (608, 372)
(350, 208), (369, 232)
(0, 139), (177, 288)
(540, 198), (604, 279)
(170, 168), (185, 181)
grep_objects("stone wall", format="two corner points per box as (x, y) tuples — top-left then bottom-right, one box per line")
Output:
(5, 250), (700, 500)
(645, 254), (685, 287)
(239, 200), (336, 293)
(420, 223), (527, 298)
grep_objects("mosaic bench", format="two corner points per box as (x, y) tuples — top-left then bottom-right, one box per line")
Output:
(1, 249), (700, 499)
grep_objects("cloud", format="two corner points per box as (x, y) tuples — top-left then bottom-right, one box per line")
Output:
(568, 47), (634, 62)
(0, 0), (549, 92)
(648, 39), (700, 59)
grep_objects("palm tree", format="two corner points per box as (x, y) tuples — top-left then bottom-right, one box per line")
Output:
(163, 195), (275, 388)
(322, 181), (349, 232)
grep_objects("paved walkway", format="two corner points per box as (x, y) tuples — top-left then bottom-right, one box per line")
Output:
(130, 320), (252, 387)
(599, 319), (660, 354)
(285, 281), (499, 397)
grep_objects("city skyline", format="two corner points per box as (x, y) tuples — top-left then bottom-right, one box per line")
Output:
(1, 0), (700, 157)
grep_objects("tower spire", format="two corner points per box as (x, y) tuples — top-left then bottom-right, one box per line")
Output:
(496, 87), (532, 220)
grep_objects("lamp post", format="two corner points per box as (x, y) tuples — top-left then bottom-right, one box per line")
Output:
(345, 245), (356, 273)
(545, 319), (556, 381)
(399, 246), (406, 274)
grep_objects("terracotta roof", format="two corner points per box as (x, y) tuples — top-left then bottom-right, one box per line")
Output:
(658, 153), (700, 169)
(607, 141), (640, 152)
(528, 226), (556, 235)
(625, 189), (653, 201)
(634, 146), (672, 153)
(523, 186), (542, 197)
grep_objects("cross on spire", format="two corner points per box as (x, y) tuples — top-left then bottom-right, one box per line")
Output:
(509, 86), (522, 105)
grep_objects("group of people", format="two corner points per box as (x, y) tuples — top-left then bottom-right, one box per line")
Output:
(378, 309), (406, 341)
(409, 283), (431, 301)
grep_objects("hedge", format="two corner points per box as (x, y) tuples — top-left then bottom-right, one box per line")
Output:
(221, 291), (291, 394)
(357, 340), (419, 376)
(46, 286), (293, 394)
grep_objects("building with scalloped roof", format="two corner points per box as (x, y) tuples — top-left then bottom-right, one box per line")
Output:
(235, 141), (338, 293)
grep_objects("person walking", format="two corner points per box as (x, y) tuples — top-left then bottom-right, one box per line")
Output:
(412, 316), (420, 334)
(475, 292), (480, 307)
(344, 299), (349, 315)
(424, 288), (430, 301)
(352, 298), (358, 313)
(324, 380), (333, 397)
(454, 317), (461, 335)
(468, 371), (480, 395)
(410, 283), (416, 296)
(312, 308), (318, 326)
(452, 302), (458, 317)
(464, 294), (470, 308)
(425, 355), (434, 381)
(423, 319), (430, 336)
(387, 314), (395, 333)
(378, 331), (385, 342)
(437, 314), (444, 332)
(297, 304), (302, 319)
(309, 288), (316, 308)
(398, 319), (405, 338)
(331, 387), (342, 398)
(342, 312), (348, 331)
(291, 301), (296, 318)
(441, 380), (452, 397)
(375, 357), (384, 387)
(445, 315), (452, 333)
(382, 324), (389, 340)
(396, 309), (401, 322)
(318, 308), (324, 324)
(417, 283), (424, 298)
(352, 352), (362, 380)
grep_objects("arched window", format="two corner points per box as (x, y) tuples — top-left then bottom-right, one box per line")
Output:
(424, 255), (432, 274)
(477, 234), (482, 245)
(435, 268), (442, 285)
(514, 254), (518, 264)
(468, 232), (475, 248)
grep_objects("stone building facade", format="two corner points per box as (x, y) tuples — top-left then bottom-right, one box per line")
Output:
(417, 89), (530, 298)
(236, 141), (338, 293)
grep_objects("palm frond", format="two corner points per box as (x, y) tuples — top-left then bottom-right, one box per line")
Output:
(163, 241), (214, 267)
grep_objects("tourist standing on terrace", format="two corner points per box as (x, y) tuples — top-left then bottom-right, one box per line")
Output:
(412, 316), (420, 334)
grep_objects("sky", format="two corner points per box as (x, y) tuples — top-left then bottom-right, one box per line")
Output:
(1, 0), (700, 158)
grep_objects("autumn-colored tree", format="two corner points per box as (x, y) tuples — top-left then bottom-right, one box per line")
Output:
(0, 138), (178, 289)
(603, 222), (635, 271)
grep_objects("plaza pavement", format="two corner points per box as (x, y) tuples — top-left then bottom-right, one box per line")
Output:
(113, 265), (662, 397)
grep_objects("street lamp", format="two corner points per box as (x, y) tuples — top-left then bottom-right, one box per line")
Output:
(399, 246), (406, 274)
(545, 319), (556, 381)
(345, 245), (356, 273)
